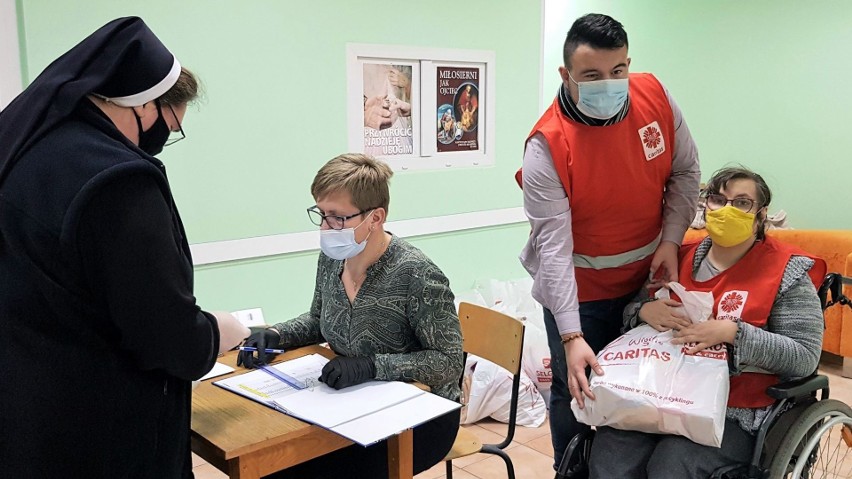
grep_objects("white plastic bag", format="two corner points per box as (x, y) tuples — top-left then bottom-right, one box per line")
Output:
(521, 319), (552, 404)
(455, 278), (551, 403)
(460, 354), (547, 428)
(656, 282), (714, 324)
(572, 282), (729, 447)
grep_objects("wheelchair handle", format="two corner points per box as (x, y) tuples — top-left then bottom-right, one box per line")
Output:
(818, 273), (852, 311)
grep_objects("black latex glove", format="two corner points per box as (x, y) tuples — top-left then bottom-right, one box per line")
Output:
(236, 329), (281, 369)
(319, 356), (376, 390)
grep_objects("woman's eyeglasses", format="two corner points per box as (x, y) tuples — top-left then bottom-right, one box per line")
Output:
(162, 102), (185, 147)
(704, 193), (756, 213)
(306, 205), (374, 230)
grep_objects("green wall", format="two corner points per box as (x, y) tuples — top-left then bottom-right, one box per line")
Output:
(544, 0), (852, 230)
(16, 0), (539, 321)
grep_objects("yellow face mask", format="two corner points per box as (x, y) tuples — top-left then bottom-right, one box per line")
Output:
(705, 206), (756, 247)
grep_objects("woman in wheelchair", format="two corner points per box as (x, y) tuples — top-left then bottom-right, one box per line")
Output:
(586, 166), (827, 478)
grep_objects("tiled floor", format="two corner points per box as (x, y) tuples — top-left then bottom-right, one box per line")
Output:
(193, 358), (852, 479)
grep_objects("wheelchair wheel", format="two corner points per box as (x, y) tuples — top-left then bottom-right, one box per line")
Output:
(767, 399), (852, 478)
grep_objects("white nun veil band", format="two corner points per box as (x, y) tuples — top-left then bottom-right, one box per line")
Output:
(106, 57), (181, 107)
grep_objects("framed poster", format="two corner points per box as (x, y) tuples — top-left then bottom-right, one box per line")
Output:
(347, 44), (494, 172)
(435, 64), (482, 154)
(361, 61), (419, 158)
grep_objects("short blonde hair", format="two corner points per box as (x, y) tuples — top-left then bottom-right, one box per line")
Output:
(311, 153), (393, 212)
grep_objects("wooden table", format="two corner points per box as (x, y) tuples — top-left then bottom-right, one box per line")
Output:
(191, 345), (414, 479)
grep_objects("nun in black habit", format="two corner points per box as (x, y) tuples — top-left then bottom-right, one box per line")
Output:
(0, 17), (248, 478)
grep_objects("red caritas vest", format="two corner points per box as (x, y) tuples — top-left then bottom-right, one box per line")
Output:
(677, 237), (826, 408)
(524, 73), (674, 301)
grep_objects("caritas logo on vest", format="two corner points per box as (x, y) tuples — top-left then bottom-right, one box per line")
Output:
(638, 121), (666, 161)
(717, 290), (749, 321)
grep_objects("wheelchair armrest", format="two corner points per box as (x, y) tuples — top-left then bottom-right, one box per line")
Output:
(765, 374), (828, 400)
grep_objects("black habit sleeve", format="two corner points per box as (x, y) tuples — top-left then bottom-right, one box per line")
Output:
(75, 171), (219, 380)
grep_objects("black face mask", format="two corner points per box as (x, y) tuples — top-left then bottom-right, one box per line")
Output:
(134, 101), (170, 156)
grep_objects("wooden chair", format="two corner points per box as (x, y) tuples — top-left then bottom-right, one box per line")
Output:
(444, 302), (526, 479)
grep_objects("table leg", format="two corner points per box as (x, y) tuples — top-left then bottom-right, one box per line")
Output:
(387, 428), (414, 479)
(228, 456), (261, 479)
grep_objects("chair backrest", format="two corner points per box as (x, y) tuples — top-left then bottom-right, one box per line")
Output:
(457, 302), (527, 451)
(458, 302), (525, 375)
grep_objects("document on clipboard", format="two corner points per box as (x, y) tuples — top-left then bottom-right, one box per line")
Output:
(214, 353), (460, 445)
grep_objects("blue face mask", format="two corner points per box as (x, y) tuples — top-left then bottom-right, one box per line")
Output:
(568, 71), (629, 120)
(319, 216), (372, 260)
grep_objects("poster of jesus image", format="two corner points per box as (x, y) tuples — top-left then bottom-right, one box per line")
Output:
(436, 66), (480, 153)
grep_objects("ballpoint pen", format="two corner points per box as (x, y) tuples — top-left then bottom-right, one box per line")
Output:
(237, 346), (287, 354)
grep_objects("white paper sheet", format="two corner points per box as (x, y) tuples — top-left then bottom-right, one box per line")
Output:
(231, 307), (267, 328)
(199, 362), (235, 381)
(331, 392), (460, 446)
(273, 380), (424, 429)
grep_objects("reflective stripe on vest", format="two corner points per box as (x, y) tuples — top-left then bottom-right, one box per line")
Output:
(573, 233), (661, 270)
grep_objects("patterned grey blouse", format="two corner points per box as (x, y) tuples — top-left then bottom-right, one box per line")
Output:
(269, 234), (463, 401)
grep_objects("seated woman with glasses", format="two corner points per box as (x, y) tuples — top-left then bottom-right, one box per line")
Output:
(238, 153), (463, 479)
(586, 166), (825, 478)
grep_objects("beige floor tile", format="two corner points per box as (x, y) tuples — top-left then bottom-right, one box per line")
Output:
(475, 417), (551, 445)
(525, 433), (556, 458)
(448, 450), (492, 470)
(192, 462), (227, 479)
(443, 468), (481, 479)
(462, 443), (554, 479)
(415, 461), (450, 479)
(821, 367), (852, 405)
(191, 452), (206, 468)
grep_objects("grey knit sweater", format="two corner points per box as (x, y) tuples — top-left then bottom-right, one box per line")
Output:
(269, 234), (463, 401)
(624, 237), (824, 432)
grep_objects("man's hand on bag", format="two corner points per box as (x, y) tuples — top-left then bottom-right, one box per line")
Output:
(319, 356), (376, 390)
(236, 329), (281, 369)
(671, 319), (738, 354)
(565, 337), (603, 409)
(639, 299), (692, 332)
(649, 240), (679, 289)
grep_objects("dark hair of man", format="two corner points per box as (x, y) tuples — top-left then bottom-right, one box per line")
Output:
(704, 166), (772, 240)
(563, 13), (629, 69)
(159, 67), (199, 105)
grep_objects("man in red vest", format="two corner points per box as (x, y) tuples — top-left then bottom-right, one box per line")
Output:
(518, 13), (700, 469)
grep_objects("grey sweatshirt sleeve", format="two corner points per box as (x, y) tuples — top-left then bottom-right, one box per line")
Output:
(731, 257), (823, 378)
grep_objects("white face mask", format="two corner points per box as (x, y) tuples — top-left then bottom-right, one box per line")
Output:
(567, 70), (629, 120)
(319, 215), (372, 260)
